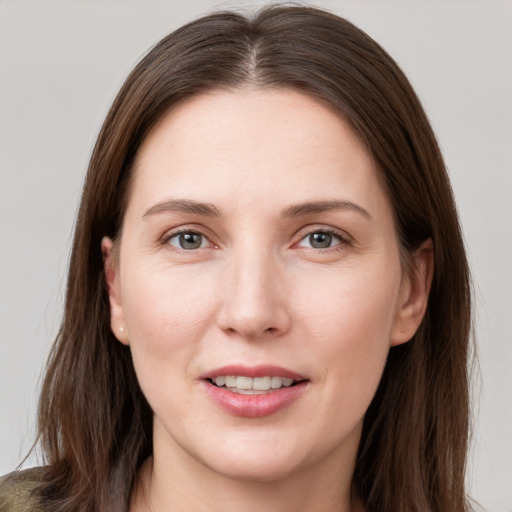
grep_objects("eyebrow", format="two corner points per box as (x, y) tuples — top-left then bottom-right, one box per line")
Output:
(142, 198), (372, 221)
(142, 199), (221, 218)
(281, 200), (372, 220)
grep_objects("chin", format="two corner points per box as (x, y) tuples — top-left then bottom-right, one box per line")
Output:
(194, 436), (316, 484)
(207, 456), (302, 484)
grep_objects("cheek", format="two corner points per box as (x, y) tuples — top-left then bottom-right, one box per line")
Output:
(295, 263), (401, 400)
(120, 273), (217, 427)
(123, 262), (216, 336)
(120, 265), (219, 384)
(296, 260), (401, 344)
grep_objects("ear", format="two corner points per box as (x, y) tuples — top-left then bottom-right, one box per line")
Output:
(101, 236), (129, 345)
(391, 239), (434, 346)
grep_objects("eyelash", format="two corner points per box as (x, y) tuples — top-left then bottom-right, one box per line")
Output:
(162, 226), (352, 252)
(295, 227), (351, 251)
(162, 228), (214, 251)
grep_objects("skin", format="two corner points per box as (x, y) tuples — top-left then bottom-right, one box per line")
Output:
(102, 88), (432, 512)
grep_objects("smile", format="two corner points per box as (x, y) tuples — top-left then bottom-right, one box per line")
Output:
(202, 366), (308, 417)
(210, 375), (296, 394)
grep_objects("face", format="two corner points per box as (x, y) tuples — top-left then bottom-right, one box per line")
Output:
(104, 89), (429, 486)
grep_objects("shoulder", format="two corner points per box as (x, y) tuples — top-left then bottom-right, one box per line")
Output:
(0, 467), (45, 512)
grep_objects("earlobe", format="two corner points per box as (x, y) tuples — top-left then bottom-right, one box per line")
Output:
(101, 236), (129, 345)
(391, 239), (434, 346)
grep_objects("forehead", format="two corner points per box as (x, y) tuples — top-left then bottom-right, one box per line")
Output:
(127, 88), (390, 218)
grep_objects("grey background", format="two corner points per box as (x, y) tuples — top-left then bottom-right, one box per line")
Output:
(1, 1), (511, 510)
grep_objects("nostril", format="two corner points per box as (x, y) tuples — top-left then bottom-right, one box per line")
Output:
(217, 301), (291, 339)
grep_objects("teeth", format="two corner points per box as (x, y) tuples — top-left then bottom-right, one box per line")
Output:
(214, 376), (225, 387)
(224, 376), (236, 387)
(212, 375), (296, 392)
(253, 377), (271, 391)
(271, 376), (283, 389)
(236, 376), (252, 390)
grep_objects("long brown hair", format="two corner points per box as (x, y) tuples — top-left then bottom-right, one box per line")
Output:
(27, 5), (472, 511)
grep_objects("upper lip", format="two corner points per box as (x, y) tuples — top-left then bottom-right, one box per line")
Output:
(200, 364), (307, 381)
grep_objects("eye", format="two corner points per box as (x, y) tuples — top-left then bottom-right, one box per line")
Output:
(297, 230), (343, 249)
(166, 231), (209, 250)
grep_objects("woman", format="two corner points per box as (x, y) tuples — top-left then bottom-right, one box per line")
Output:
(0, 5), (472, 512)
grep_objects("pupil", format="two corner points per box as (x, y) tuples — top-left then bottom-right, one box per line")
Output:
(180, 232), (202, 249)
(310, 232), (331, 248)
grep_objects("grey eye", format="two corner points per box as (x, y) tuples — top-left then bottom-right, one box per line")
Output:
(309, 232), (332, 248)
(168, 232), (208, 250)
(298, 231), (341, 249)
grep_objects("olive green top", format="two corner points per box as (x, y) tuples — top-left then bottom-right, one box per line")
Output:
(0, 468), (44, 512)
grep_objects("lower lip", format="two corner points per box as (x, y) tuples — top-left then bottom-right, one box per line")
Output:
(202, 381), (308, 418)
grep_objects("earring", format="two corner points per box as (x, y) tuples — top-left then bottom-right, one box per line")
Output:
(120, 327), (125, 333)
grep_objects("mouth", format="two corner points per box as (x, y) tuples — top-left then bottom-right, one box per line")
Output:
(201, 365), (308, 417)
(208, 375), (299, 395)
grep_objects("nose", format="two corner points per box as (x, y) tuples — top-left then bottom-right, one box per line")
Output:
(217, 248), (291, 340)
